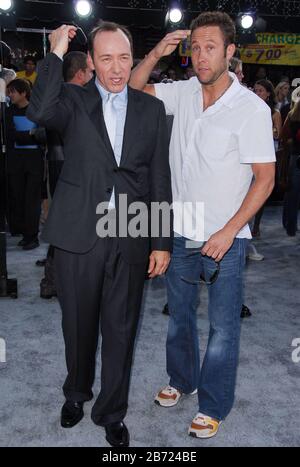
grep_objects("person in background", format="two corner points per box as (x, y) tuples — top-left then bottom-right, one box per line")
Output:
(5, 78), (45, 249)
(229, 57), (244, 83)
(255, 79), (282, 150)
(16, 56), (37, 86)
(275, 81), (290, 112)
(183, 65), (196, 80)
(0, 67), (16, 86)
(252, 79), (282, 238)
(167, 67), (177, 81)
(281, 86), (300, 237)
(255, 66), (267, 82)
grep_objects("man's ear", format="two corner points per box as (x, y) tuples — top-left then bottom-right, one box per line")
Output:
(226, 43), (236, 61)
(76, 69), (84, 84)
(87, 52), (95, 71)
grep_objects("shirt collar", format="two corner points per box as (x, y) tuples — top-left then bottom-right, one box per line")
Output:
(95, 78), (128, 103)
(192, 71), (242, 109)
(218, 72), (242, 108)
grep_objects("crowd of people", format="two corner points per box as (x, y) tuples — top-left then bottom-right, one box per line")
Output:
(1, 10), (300, 448)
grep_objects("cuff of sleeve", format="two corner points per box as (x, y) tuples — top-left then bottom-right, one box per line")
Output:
(52, 51), (64, 61)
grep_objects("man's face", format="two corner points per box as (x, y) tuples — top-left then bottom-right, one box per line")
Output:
(89, 29), (133, 93)
(191, 26), (234, 86)
(25, 60), (36, 74)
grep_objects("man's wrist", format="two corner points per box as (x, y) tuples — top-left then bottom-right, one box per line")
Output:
(223, 222), (239, 239)
(147, 49), (161, 66)
(51, 49), (64, 60)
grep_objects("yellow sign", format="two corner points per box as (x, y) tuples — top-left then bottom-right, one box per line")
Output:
(239, 33), (300, 66)
(179, 33), (300, 66)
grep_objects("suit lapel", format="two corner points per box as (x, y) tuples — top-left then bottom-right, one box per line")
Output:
(83, 80), (117, 166)
(120, 87), (142, 166)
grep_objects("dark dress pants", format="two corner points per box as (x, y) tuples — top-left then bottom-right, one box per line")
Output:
(7, 153), (43, 239)
(54, 236), (148, 426)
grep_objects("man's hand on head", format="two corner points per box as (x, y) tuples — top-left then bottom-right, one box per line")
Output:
(49, 25), (77, 59)
(151, 30), (191, 61)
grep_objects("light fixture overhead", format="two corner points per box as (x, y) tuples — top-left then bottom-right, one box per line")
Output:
(169, 7), (183, 25)
(240, 14), (254, 30)
(74, 0), (92, 18)
(0, 0), (13, 12)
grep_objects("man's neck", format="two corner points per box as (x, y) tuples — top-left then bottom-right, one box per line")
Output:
(25, 70), (34, 77)
(68, 78), (82, 86)
(202, 71), (232, 111)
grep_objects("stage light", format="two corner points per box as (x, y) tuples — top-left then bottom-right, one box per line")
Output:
(169, 8), (183, 25)
(74, 0), (92, 18)
(0, 0), (13, 12)
(240, 14), (254, 30)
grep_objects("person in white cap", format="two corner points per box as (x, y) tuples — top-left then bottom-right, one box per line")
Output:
(281, 86), (300, 236)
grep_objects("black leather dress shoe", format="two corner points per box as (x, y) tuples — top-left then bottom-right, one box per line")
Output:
(105, 422), (129, 447)
(40, 278), (57, 299)
(61, 401), (84, 428)
(23, 239), (39, 251)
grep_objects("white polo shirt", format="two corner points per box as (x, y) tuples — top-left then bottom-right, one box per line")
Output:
(154, 73), (276, 241)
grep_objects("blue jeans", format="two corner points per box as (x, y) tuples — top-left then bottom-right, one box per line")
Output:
(165, 235), (247, 421)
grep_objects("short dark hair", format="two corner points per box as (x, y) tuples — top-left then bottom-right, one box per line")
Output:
(7, 78), (31, 100)
(190, 11), (236, 48)
(24, 55), (37, 65)
(88, 20), (133, 57)
(63, 51), (88, 82)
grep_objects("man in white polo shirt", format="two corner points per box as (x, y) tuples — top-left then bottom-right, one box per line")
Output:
(130, 11), (275, 439)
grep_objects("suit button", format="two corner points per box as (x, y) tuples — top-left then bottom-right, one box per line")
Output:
(106, 188), (112, 194)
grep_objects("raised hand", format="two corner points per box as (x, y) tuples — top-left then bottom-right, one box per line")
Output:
(151, 30), (191, 60)
(49, 25), (77, 58)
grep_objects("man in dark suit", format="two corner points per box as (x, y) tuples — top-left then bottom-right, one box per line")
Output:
(27, 23), (172, 447)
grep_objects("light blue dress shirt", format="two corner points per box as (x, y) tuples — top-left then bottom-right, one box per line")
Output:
(95, 78), (128, 209)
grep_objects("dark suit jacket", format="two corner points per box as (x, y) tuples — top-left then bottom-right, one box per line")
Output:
(27, 53), (172, 263)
